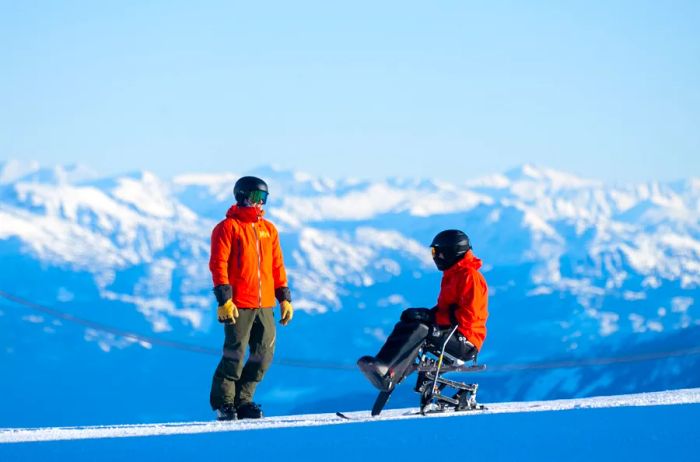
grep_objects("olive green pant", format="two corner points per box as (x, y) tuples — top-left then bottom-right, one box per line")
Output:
(210, 308), (276, 410)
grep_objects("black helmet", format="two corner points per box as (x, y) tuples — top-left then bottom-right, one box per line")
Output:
(233, 176), (269, 205)
(430, 229), (471, 271)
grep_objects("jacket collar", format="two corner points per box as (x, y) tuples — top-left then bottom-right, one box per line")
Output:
(226, 204), (263, 223)
(444, 250), (482, 274)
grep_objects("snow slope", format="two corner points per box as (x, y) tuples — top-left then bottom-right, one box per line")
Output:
(1, 389), (698, 462)
(2, 388), (699, 443)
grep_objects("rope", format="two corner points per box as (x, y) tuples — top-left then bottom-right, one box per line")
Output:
(1, 290), (698, 372)
(0, 290), (354, 370)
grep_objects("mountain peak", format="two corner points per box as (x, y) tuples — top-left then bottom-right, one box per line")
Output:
(116, 170), (160, 183)
(509, 163), (546, 180)
(0, 161), (99, 185)
(504, 164), (598, 189)
(0, 159), (41, 184)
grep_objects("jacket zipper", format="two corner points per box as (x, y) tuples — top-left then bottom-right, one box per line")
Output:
(252, 222), (262, 308)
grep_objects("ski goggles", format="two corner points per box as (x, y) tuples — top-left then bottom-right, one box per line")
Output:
(247, 190), (268, 204)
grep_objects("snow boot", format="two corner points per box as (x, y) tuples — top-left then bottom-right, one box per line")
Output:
(216, 404), (237, 421)
(357, 355), (395, 392)
(236, 402), (263, 419)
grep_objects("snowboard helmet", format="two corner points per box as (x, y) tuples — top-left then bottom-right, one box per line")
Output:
(233, 176), (269, 206)
(430, 229), (471, 271)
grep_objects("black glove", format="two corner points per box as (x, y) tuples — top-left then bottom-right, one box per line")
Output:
(400, 307), (434, 324)
(448, 303), (459, 327)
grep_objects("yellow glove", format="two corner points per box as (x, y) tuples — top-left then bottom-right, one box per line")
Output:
(280, 300), (294, 326)
(217, 299), (239, 324)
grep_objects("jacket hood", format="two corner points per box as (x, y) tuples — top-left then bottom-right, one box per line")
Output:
(226, 204), (264, 222)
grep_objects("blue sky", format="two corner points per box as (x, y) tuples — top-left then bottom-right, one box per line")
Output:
(1, 1), (698, 182)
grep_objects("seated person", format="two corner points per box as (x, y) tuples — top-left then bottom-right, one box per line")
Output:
(358, 229), (489, 392)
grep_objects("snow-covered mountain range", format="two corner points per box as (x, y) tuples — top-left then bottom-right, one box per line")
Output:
(1, 159), (698, 425)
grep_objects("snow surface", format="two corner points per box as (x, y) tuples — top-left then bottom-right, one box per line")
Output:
(2, 388), (698, 444)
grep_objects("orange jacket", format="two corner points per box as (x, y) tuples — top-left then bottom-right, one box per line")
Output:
(209, 205), (288, 308)
(434, 250), (489, 351)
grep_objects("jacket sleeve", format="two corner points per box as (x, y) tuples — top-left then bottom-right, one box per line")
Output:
(270, 225), (288, 290)
(209, 220), (233, 287)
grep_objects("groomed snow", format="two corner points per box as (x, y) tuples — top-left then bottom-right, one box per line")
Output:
(2, 388), (698, 444)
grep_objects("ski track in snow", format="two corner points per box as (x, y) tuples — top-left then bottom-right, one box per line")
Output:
(2, 388), (699, 444)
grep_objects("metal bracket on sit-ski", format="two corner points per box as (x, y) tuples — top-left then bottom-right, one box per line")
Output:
(415, 335), (487, 414)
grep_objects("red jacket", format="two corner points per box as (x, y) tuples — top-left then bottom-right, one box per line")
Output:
(209, 205), (288, 308)
(434, 251), (489, 351)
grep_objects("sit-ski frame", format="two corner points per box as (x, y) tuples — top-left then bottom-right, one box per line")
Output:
(371, 325), (487, 416)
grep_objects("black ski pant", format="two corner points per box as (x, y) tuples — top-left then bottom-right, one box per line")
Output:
(375, 308), (477, 381)
(210, 308), (276, 410)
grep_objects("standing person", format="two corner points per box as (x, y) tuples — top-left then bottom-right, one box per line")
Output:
(358, 229), (488, 392)
(209, 176), (294, 420)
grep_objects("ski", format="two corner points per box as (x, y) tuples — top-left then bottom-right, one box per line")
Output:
(371, 390), (393, 416)
(336, 391), (392, 420)
(334, 411), (376, 421)
(404, 404), (488, 416)
(335, 390), (393, 420)
(336, 404), (488, 421)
